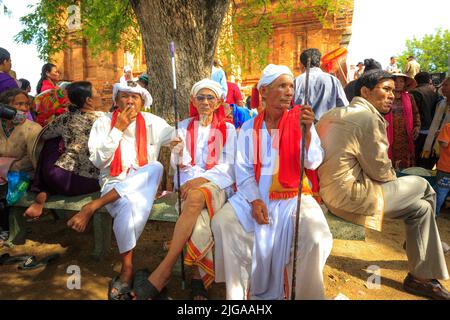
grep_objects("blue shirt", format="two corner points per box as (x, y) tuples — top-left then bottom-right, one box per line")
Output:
(294, 67), (348, 120)
(230, 104), (255, 129)
(211, 66), (228, 96)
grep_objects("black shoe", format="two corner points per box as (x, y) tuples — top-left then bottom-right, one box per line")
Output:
(403, 273), (450, 300)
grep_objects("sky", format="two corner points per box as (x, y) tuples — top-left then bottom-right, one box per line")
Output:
(0, 0), (43, 95)
(347, 0), (450, 69)
(0, 0), (449, 95)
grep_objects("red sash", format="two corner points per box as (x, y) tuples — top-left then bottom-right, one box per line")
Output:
(252, 106), (319, 199)
(109, 110), (148, 177)
(186, 103), (228, 170)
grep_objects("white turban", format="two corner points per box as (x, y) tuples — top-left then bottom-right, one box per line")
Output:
(112, 83), (153, 108)
(256, 64), (294, 90)
(190, 78), (224, 99)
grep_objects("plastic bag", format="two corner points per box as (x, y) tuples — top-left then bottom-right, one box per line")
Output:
(6, 171), (31, 205)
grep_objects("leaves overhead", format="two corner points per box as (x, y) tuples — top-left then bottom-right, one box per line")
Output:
(397, 28), (450, 74)
(15, 0), (140, 61)
(15, 0), (350, 68)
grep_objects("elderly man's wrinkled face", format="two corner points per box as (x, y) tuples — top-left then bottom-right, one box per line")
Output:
(361, 79), (395, 115)
(116, 91), (143, 112)
(191, 88), (222, 121)
(261, 74), (294, 111)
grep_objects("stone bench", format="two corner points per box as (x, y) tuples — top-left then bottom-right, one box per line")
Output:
(320, 204), (366, 241)
(6, 192), (179, 261)
(6, 190), (364, 263)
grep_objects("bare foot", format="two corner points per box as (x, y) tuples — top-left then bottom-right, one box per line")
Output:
(67, 202), (97, 232)
(24, 202), (45, 219)
(24, 192), (48, 219)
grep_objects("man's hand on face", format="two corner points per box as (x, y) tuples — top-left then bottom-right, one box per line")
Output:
(300, 104), (315, 130)
(251, 199), (269, 225)
(114, 106), (137, 132)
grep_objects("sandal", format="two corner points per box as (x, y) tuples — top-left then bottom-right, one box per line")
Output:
(191, 278), (209, 300)
(108, 276), (133, 300)
(18, 253), (60, 270)
(0, 253), (34, 266)
(133, 269), (170, 300)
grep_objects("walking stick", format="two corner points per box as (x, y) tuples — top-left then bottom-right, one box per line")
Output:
(291, 56), (311, 300)
(169, 41), (186, 290)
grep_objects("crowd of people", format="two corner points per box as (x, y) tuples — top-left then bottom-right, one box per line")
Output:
(0, 44), (449, 301)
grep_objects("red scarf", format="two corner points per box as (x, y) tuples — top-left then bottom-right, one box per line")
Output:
(253, 106), (319, 198)
(187, 102), (229, 170)
(109, 110), (148, 177)
(384, 92), (415, 159)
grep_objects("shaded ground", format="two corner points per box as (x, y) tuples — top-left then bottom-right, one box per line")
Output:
(0, 208), (449, 300)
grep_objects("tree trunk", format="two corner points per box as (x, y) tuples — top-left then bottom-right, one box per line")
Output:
(130, 0), (230, 123)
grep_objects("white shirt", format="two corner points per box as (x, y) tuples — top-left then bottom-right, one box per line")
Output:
(170, 118), (236, 194)
(89, 112), (174, 189)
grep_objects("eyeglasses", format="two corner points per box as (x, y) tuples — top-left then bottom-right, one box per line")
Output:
(196, 95), (217, 102)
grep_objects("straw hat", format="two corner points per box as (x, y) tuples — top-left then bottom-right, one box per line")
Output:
(391, 73), (417, 91)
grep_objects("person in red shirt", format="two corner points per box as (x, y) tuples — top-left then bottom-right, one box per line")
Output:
(226, 80), (244, 107)
(36, 63), (60, 94)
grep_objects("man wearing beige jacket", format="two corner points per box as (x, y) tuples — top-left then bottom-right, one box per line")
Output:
(316, 69), (449, 300)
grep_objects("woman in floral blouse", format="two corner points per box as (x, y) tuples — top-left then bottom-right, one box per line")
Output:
(24, 81), (104, 219)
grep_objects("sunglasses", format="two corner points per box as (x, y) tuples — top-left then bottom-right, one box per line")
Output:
(196, 95), (217, 102)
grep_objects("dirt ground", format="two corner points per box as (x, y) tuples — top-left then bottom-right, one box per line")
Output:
(1, 207), (449, 300)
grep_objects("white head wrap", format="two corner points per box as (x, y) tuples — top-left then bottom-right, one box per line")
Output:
(190, 78), (224, 99)
(112, 83), (153, 108)
(256, 64), (294, 90)
(124, 66), (132, 73)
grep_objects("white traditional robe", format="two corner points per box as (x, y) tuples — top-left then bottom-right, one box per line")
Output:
(214, 117), (333, 300)
(89, 112), (174, 253)
(170, 118), (237, 287)
(171, 118), (236, 195)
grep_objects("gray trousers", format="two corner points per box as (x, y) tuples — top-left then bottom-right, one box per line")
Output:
(382, 176), (449, 280)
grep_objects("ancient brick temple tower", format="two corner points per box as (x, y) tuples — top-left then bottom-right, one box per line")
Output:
(53, 1), (354, 105)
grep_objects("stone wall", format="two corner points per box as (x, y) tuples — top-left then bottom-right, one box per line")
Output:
(53, 2), (354, 104)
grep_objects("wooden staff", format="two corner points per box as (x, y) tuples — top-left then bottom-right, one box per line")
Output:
(169, 41), (186, 290)
(291, 56), (311, 300)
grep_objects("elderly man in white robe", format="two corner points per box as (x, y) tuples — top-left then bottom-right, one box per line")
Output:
(67, 83), (175, 300)
(132, 79), (237, 300)
(211, 64), (333, 300)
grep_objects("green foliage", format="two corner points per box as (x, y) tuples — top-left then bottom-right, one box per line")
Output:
(15, 0), (140, 61)
(219, 0), (351, 74)
(398, 28), (450, 74)
(15, 0), (350, 71)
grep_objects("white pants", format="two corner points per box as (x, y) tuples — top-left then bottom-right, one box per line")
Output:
(212, 200), (333, 300)
(103, 162), (163, 254)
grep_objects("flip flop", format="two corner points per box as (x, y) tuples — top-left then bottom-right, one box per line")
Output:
(18, 253), (60, 270)
(108, 276), (133, 300)
(133, 269), (170, 300)
(190, 278), (209, 300)
(0, 253), (34, 266)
